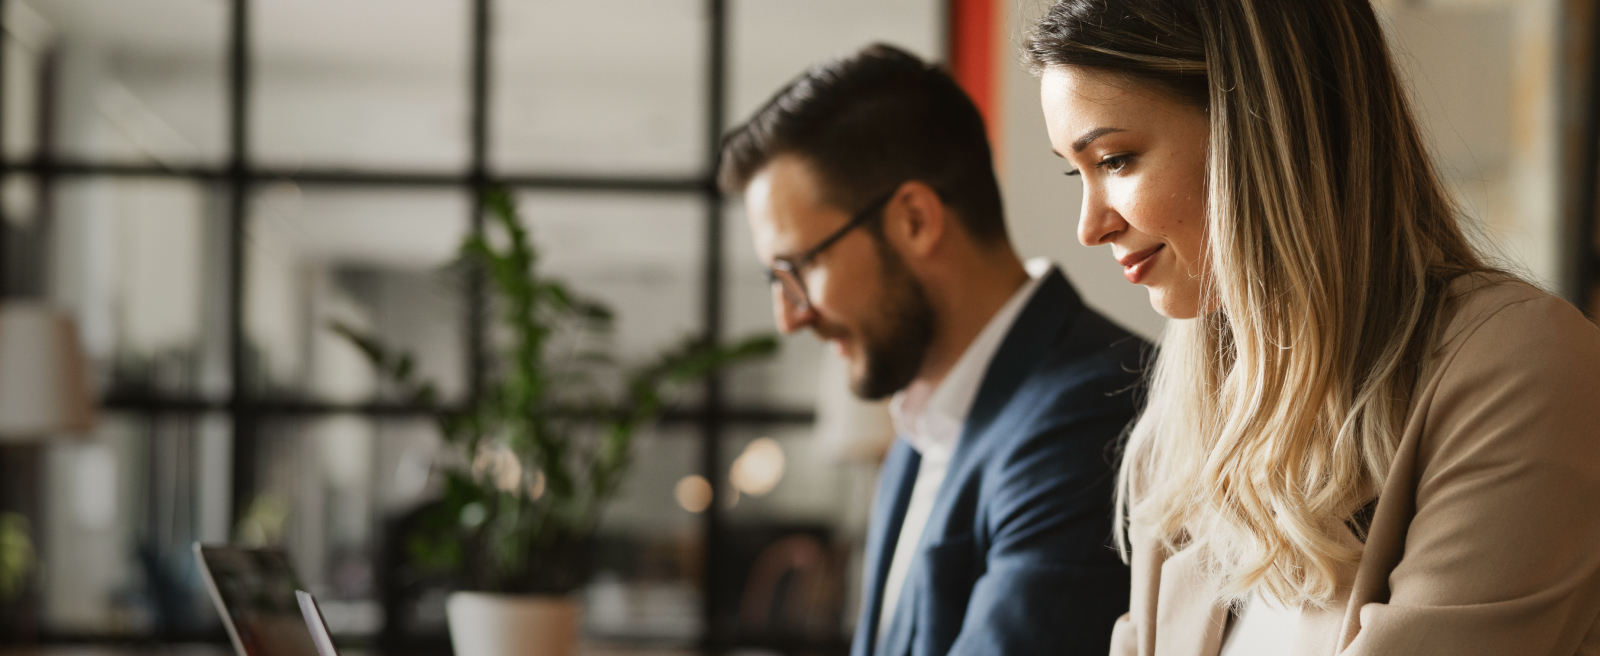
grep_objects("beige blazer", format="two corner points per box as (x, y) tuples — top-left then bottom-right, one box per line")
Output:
(1111, 276), (1600, 655)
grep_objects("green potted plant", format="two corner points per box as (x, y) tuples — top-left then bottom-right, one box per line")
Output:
(335, 188), (775, 656)
(0, 512), (34, 605)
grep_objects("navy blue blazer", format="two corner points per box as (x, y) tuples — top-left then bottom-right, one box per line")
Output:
(852, 268), (1147, 656)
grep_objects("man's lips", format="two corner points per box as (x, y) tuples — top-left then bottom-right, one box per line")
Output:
(1118, 245), (1164, 284)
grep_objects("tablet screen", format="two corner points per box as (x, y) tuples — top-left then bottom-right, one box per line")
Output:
(195, 544), (322, 656)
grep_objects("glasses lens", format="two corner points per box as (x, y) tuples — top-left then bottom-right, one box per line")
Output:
(774, 268), (808, 309)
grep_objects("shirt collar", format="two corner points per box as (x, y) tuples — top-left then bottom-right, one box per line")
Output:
(888, 260), (1051, 462)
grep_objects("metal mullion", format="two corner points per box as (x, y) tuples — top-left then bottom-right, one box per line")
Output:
(700, 0), (729, 651)
(101, 393), (816, 426)
(225, 0), (255, 530)
(0, 160), (708, 192)
(0, 160), (226, 180)
(500, 173), (709, 193)
(27, 47), (56, 299)
(468, 0), (490, 406)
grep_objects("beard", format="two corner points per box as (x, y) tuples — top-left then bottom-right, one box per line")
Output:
(847, 238), (936, 400)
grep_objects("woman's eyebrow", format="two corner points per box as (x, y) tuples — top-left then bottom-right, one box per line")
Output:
(1071, 127), (1127, 153)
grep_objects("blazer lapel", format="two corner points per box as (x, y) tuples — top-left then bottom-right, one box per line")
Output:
(963, 268), (1082, 438)
(853, 439), (922, 656)
(880, 269), (1089, 656)
(919, 269), (1085, 539)
(866, 268), (1086, 656)
(1155, 547), (1229, 656)
(879, 584), (916, 656)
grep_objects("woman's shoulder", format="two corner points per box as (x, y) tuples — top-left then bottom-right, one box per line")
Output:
(1435, 272), (1599, 359)
(1420, 272), (1600, 413)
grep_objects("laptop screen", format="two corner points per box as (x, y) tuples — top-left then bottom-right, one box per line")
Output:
(194, 544), (322, 656)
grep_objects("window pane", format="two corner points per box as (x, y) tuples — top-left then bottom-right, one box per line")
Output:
(717, 425), (871, 643)
(730, 0), (942, 123)
(254, 0), (469, 171)
(40, 412), (233, 635)
(511, 191), (702, 364)
(246, 185), (470, 404)
(245, 415), (443, 638)
(2, 17), (41, 161)
(14, 0), (229, 166)
(491, 0), (705, 176)
(588, 425), (706, 644)
(239, 421), (711, 645)
(52, 176), (231, 399)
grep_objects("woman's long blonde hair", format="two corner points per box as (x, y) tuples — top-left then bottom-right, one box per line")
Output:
(1028, 0), (1489, 608)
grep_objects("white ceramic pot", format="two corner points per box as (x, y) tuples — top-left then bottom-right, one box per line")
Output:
(445, 591), (583, 656)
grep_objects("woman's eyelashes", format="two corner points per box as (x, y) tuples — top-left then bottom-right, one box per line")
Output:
(1063, 153), (1135, 178)
(1098, 153), (1133, 173)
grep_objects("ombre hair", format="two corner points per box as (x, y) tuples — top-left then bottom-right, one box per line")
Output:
(1027, 0), (1490, 608)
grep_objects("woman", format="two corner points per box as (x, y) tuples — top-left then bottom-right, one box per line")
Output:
(1026, 0), (1600, 654)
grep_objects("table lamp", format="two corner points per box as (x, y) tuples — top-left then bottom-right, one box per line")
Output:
(0, 302), (95, 440)
(0, 302), (94, 623)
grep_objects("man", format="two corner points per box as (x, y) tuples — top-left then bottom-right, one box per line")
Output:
(719, 44), (1147, 655)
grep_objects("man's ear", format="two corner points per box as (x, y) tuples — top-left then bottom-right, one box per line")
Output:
(883, 180), (947, 259)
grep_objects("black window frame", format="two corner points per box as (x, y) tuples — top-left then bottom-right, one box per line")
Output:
(0, 0), (825, 650)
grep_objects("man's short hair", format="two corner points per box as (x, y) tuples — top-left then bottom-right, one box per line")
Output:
(718, 43), (1008, 244)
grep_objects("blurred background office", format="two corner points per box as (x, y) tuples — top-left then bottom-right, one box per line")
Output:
(0, 0), (1597, 654)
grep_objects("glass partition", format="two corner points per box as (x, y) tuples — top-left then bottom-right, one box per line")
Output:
(491, 0), (705, 177)
(244, 184), (471, 404)
(12, 0), (228, 167)
(253, 0), (469, 172)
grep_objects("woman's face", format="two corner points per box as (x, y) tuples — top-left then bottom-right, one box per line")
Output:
(1039, 66), (1211, 319)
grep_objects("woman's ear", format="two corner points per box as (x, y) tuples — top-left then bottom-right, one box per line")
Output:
(884, 180), (947, 259)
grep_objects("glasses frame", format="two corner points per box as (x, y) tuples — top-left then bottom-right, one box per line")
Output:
(765, 187), (899, 311)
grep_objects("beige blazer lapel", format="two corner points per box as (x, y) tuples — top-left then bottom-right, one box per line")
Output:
(1148, 525), (1360, 656)
(1155, 546), (1228, 656)
(1335, 347), (1440, 652)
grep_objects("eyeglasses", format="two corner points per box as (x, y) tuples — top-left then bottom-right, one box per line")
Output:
(765, 188), (899, 312)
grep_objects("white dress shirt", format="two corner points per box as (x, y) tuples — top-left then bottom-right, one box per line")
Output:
(875, 262), (1049, 646)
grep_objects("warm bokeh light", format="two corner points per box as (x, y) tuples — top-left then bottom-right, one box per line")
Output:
(674, 475), (714, 513)
(730, 437), (785, 497)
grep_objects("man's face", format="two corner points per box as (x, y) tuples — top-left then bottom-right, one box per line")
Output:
(743, 155), (935, 400)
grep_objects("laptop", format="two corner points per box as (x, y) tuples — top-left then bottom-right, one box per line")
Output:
(193, 543), (321, 656)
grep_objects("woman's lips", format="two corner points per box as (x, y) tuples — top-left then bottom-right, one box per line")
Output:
(1119, 245), (1164, 284)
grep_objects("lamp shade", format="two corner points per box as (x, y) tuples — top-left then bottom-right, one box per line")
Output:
(0, 303), (96, 440)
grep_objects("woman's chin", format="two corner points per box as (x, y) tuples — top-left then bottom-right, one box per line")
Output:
(1147, 286), (1201, 320)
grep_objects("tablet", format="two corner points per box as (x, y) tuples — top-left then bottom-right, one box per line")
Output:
(295, 590), (341, 656)
(194, 543), (322, 656)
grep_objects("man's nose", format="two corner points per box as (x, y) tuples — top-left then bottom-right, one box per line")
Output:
(772, 286), (816, 334)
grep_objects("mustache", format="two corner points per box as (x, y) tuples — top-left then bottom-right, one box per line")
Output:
(811, 320), (850, 343)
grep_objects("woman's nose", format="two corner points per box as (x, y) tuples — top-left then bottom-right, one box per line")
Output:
(1077, 186), (1124, 247)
